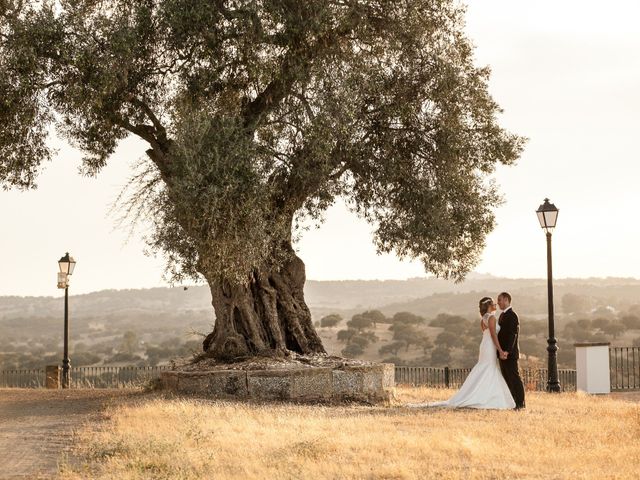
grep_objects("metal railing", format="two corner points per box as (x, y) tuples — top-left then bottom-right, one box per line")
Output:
(70, 365), (171, 388)
(610, 347), (640, 391)
(0, 365), (171, 388)
(0, 364), (590, 393)
(0, 368), (46, 388)
(395, 366), (577, 392)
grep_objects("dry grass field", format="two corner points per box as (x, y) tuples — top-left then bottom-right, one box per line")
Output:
(60, 387), (640, 480)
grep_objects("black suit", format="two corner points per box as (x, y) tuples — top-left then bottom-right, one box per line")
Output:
(497, 308), (525, 409)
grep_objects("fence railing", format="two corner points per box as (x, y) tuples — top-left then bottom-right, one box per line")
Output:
(0, 365), (171, 389)
(70, 365), (171, 388)
(610, 347), (640, 391)
(0, 363), (618, 393)
(395, 366), (577, 392)
(0, 368), (46, 388)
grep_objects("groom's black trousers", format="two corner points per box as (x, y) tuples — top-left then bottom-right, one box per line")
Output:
(499, 358), (525, 408)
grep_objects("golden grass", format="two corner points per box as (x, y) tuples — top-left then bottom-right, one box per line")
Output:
(60, 387), (640, 480)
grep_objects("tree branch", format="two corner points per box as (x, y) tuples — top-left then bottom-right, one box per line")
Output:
(241, 17), (359, 132)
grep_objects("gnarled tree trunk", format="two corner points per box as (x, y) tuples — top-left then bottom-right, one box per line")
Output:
(202, 247), (326, 361)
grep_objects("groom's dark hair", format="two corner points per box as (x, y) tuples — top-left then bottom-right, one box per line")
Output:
(498, 292), (512, 303)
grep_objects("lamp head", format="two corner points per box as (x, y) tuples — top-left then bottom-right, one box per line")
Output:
(536, 198), (559, 233)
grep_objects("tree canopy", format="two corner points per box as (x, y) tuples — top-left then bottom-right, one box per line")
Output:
(1, 0), (524, 286)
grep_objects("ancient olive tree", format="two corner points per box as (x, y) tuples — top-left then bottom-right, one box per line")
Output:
(1, 1), (523, 361)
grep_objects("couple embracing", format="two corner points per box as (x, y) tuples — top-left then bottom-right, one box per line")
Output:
(413, 292), (526, 410)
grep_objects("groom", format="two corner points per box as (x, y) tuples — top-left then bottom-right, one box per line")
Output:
(497, 292), (525, 409)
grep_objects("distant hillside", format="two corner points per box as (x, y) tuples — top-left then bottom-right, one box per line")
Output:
(2, 275), (640, 370)
(3, 275), (640, 323)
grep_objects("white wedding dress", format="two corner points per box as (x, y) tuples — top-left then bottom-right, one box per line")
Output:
(410, 313), (516, 410)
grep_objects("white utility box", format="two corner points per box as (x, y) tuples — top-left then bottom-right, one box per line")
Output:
(575, 342), (611, 394)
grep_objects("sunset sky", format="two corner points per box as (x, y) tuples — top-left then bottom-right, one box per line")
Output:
(1, 0), (639, 297)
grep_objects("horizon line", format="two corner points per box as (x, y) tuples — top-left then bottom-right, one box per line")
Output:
(2, 274), (640, 299)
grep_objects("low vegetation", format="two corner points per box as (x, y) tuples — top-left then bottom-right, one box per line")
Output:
(60, 387), (640, 480)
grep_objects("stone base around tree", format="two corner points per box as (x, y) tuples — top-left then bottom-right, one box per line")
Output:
(159, 359), (395, 404)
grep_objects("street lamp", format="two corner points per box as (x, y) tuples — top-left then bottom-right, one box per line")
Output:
(57, 252), (76, 389)
(536, 199), (561, 393)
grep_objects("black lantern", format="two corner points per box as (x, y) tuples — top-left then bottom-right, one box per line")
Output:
(58, 252), (77, 276)
(536, 198), (559, 233)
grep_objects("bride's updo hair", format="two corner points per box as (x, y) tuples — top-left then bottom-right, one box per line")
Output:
(479, 296), (494, 316)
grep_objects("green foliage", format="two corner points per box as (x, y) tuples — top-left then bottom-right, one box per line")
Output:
(429, 313), (466, 328)
(522, 320), (546, 336)
(120, 331), (139, 355)
(430, 345), (451, 366)
(341, 343), (364, 358)
(434, 331), (462, 348)
(361, 310), (386, 326)
(336, 329), (355, 343)
(562, 293), (591, 315)
(347, 314), (373, 332)
(392, 312), (425, 325)
(601, 321), (626, 339)
(1, 0), (523, 285)
(621, 315), (640, 330)
(378, 341), (406, 357)
(391, 324), (421, 351)
(350, 335), (370, 349)
(592, 318), (611, 330)
(320, 314), (342, 328)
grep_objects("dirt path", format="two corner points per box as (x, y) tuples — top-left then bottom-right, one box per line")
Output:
(0, 389), (143, 479)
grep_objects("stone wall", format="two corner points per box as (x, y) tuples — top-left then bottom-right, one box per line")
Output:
(160, 363), (395, 404)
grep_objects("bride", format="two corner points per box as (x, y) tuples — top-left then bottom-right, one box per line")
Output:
(410, 296), (516, 410)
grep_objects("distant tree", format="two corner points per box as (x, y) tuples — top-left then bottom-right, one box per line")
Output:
(629, 305), (640, 317)
(379, 341), (406, 357)
(602, 322), (626, 339)
(633, 337), (640, 347)
(429, 313), (466, 329)
(561, 294), (590, 315)
(556, 347), (575, 368)
(341, 343), (364, 358)
(314, 320), (320, 327)
(347, 314), (373, 332)
(592, 318), (611, 330)
(576, 318), (592, 330)
(393, 324), (421, 351)
(320, 314), (343, 328)
(337, 329), (356, 343)
(522, 320), (546, 336)
(592, 306), (616, 319)
(621, 315), (640, 330)
(360, 331), (379, 343)
(350, 335), (370, 349)
(435, 331), (462, 349)
(362, 310), (386, 328)
(393, 312), (425, 326)
(519, 338), (545, 360)
(72, 351), (102, 366)
(418, 335), (434, 354)
(120, 331), (139, 355)
(430, 345), (451, 366)
(145, 345), (166, 366)
(73, 342), (89, 353)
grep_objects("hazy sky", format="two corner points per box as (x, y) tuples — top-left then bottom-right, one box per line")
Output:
(1, 0), (639, 297)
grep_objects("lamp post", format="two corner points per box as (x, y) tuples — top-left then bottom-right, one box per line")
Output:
(57, 253), (76, 389)
(536, 199), (561, 393)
